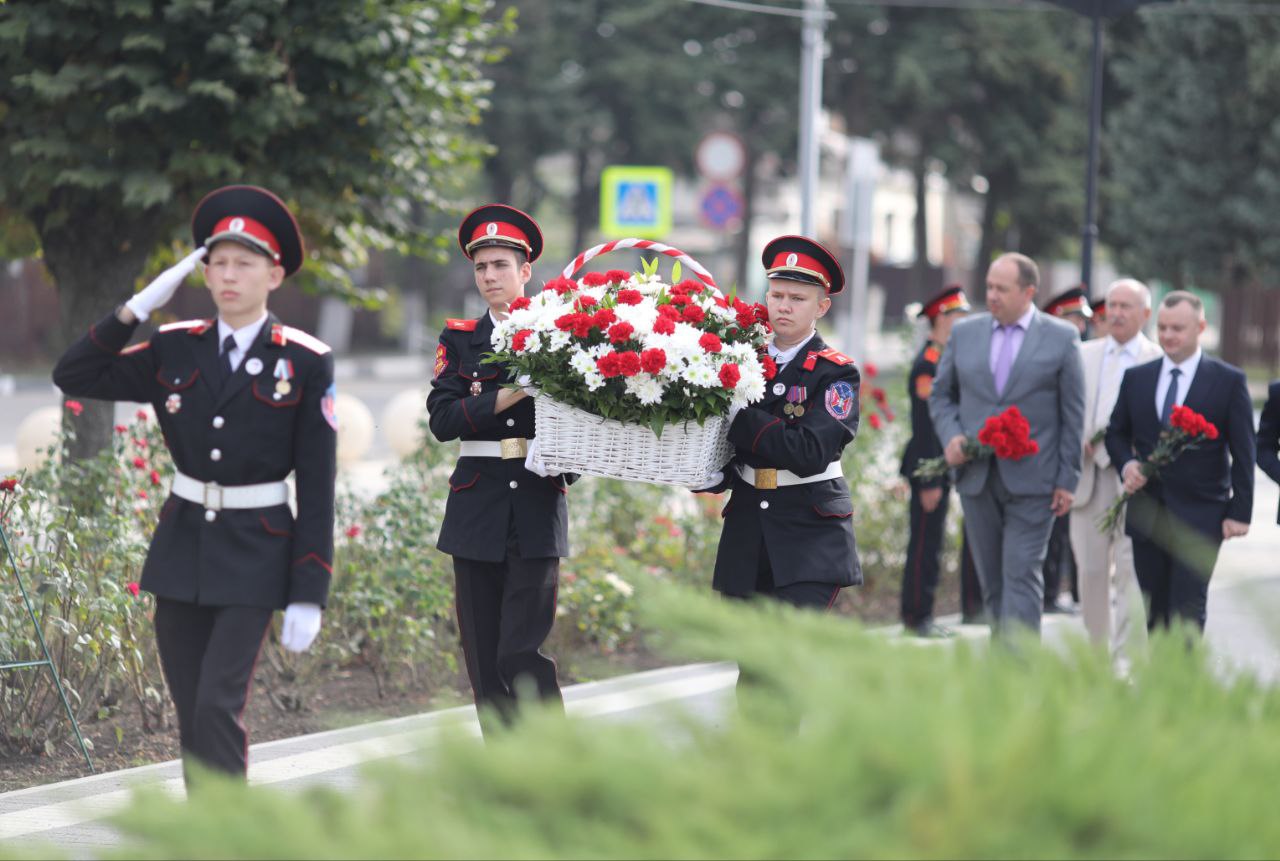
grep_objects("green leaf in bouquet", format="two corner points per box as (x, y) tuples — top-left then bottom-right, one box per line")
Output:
(650, 411), (667, 439)
(670, 261), (682, 284)
(641, 256), (660, 278)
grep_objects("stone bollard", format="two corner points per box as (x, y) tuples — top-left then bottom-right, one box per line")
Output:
(382, 389), (430, 459)
(334, 392), (375, 465)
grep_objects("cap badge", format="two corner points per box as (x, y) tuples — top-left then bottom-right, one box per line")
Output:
(486, 222), (498, 236)
(786, 253), (798, 267)
(229, 217), (245, 233)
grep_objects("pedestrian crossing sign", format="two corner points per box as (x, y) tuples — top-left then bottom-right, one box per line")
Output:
(600, 166), (673, 239)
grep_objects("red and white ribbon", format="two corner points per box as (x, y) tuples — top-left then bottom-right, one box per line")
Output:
(562, 238), (719, 293)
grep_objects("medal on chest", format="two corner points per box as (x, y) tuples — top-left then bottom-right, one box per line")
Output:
(470, 379), (483, 396)
(272, 358), (294, 400)
(165, 393), (182, 415)
(782, 385), (807, 418)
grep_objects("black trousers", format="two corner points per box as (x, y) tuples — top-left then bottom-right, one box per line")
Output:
(1130, 507), (1220, 632)
(900, 486), (984, 625)
(1043, 513), (1080, 607)
(453, 553), (563, 734)
(153, 598), (274, 782)
(723, 536), (842, 610)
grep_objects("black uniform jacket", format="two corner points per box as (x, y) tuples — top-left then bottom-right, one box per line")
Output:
(708, 332), (863, 594)
(1255, 380), (1280, 524)
(900, 341), (947, 490)
(52, 311), (337, 610)
(427, 313), (571, 562)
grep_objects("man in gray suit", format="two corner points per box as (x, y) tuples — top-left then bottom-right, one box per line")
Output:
(929, 253), (1085, 636)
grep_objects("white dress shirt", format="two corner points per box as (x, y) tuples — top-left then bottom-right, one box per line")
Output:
(1154, 347), (1202, 419)
(1094, 334), (1146, 428)
(216, 312), (268, 373)
(768, 329), (814, 369)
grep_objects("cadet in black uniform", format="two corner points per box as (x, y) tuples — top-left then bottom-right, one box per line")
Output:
(899, 285), (984, 636)
(427, 205), (571, 733)
(699, 236), (861, 608)
(53, 186), (336, 780)
(1042, 286), (1091, 613)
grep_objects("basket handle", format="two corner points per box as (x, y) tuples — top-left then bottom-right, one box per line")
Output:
(562, 238), (719, 294)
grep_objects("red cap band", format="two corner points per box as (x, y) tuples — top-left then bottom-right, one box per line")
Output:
(467, 220), (531, 254)
(209, 215), (281, 259)
(766, 251), (831, 289)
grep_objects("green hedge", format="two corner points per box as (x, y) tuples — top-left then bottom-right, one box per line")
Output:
(23, 587), (1277, 860)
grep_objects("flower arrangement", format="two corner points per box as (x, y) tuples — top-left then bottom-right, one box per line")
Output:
(489, 256), (773, 435)
(913, 405), (1039, 481)
(1098, 405), (1218, 533)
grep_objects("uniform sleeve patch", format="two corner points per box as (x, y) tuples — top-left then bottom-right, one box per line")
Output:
(434, 343), (448, 379)
(321, 382), (339, 431)
(914, 374), (933, 400)
(120, 341), (151, 356)
(924, 346), (941, 364)
(825, 381), (857, 420)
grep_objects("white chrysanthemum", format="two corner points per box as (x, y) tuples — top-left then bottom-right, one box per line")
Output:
(569, 348), (597, 376)
(624, 373), (665, 405)
(614, 302), (659, 333)
(681, 360), (719, 388)
(546, 329), (572, 352)
(584, 371), (606, 392)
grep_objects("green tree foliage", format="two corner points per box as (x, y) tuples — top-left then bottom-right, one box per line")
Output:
(1107, 6), (1280, 294)
(0, 0), (509, 456)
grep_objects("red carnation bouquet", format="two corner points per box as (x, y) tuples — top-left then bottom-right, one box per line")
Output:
(913, 405), (1039, 481)
(1098, 404), (1218, 533)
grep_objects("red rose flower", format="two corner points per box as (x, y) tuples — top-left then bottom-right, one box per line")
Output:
(114, 424), (128, 433)
(617, 289), (643, 306)
(698, 333), (723, 353)
(868, 413), (882, 430)
(65, 400), (84, 416)
(871, 387), (886, 403)
(719, 363), (741, 389)
(509, 296), (532, 311)
(605, 269), (631, 283)
(0, 478), (18, 493)
(149, 469), (161, 486)
(346, 525), (362, 539)
(682, 305), (706, 324)
(640, 348), (667, 375)
(135, 409), (148, 421)
(581, 272), (610, 287)
(511, 329), (534, 352)
(126, 582), (140, 598)
(761, 355), (778, 381)
(137, 489), (148, 500)
(863, 362), (879, 378)
(133, 437), (148, 449)
(132, 456), (146, 469)
(652, 318), (676, 335)
(608, 322), (635, 345)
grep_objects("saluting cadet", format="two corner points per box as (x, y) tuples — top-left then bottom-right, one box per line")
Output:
(427, 204), (570, 734)
(53, 185), (336, 781)
(698, 236), (861, 609)
(1041, 285), (1093, 614)
(899, 285), (983, 637)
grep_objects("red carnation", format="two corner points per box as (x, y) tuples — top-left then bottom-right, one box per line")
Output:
(714, 296), (728, 309)
(542, 277), (576, 295)
(608, 322), (635, 345)
(577, 295), (599, 310)
(581, 272), (610, 287)
(617, 289), (643, 306)
(605, 269), (631, 283)
(149, 469), (161, 486)
(754, 305), (769, 324)
(640, 348), (667, 375)
(682, 305), (706, 324)
(511, 329), (534, 352)
(719, 363), (741, 389)
(591, 308), (617, 329)
(617, 351), (642, 377)
(0, 478), (17, 493)
(653, 318), (676, 335)
(132, 456), (146, 469)
(597, 353), (621, 378)
(698, 333), (723, 353)
(509, 296), (532, 312)
(126, 582), (140, 598)
(657, 304), (681, 320)
(674, 279), (704, 295)
(736, 308), (758, 329)
(65, 400), (84, 416)
(761, 355), (778, 381)
(668, 294), (691, 307)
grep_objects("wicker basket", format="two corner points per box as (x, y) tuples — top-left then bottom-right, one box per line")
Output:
(534, 394), (734, 488)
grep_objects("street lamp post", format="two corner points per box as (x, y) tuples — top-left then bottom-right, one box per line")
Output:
(797, 0), (826, 237)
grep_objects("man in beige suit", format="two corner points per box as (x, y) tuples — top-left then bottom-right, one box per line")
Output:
(1069, 279), (1161, 659)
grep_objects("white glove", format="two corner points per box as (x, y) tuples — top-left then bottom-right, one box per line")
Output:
(691, 470), (724, 493)
(728, 404), (745, 424)
(516, 373), (540, 398)
(280, 602), (322, 653)
(125, 247), (208, 321)
(523, 437), (561, 478)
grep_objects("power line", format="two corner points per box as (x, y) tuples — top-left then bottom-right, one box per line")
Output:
(816, 0), (1280, 14)
(681, 0), (834, 19)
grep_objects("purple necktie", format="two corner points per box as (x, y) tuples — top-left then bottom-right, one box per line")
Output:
(993, 324), (1015, 396)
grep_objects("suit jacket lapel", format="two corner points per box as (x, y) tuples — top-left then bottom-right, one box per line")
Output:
(1182, 356), (1214, 415)
(215, 314), (277, 410)
(974, 315), (996, 399)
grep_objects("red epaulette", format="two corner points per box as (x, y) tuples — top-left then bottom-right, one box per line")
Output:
(157, 319), (213, 335)
(446, 318), (478, 332)
(924, 345), (941, 364)
(816, 347), (854, 366)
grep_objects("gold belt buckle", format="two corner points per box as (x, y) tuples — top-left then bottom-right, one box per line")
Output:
(754, 468), (778, 490)
(500, 438), (528, 460)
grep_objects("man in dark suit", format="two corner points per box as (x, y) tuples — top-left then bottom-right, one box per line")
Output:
(427, 204), (572, 735)
(1256, 381), (1280, 518)
(1104, 290), (1254, 633)
(53, 186), (335, 781)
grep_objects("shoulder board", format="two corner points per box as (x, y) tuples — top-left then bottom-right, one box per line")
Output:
(923, 345), (941, 364)
(158, 319), (213, 335)
(120, 341), (151, 356)
(816, 348), (854, 366)
(446, 318), (478, 332)
(280, 326), (332, 355)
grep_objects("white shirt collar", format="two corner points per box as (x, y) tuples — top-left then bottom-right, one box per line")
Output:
(217, 312), (268, 354)
(1161, 346), (1202, 378)
(769, 329), (815, 366)
(1106, 334), (1141, 358)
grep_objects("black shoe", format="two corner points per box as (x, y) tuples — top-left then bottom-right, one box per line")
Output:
(906, 620), (956, 639)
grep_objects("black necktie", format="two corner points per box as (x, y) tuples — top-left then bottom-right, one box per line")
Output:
(1160, 367), (1181, 426)
(219, 334), (236, 389)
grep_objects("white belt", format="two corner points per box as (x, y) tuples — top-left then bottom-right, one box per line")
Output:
(171, 471), (290, 511)
(459, 438), (530, 460)
(737, 461), (843, 490)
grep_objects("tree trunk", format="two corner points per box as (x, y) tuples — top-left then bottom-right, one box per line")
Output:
(972, 179), (1002, 304)
(911, 149), (930, 296)
(40, 197), (169, 460)
(571, 142), (595, 258)
(733, 130), (759, 298)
